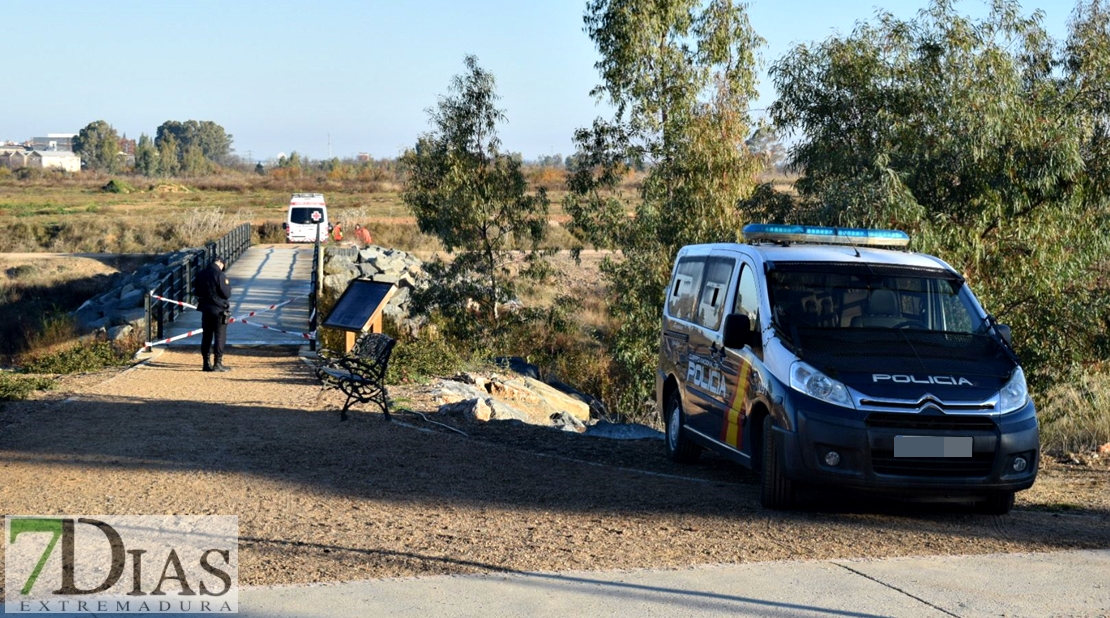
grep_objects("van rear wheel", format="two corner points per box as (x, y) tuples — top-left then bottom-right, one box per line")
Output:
(665, 391), (700, 464)
(760, 419), (795, 509)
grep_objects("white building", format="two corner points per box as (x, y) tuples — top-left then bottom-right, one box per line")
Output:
(0, 148), (81, 172)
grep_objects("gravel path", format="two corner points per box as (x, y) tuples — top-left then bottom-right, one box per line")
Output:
(1, 348), (1107, 594)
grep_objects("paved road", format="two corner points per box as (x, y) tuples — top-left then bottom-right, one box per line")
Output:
(236, 549), (1110, 617)
(164, 245), (314, 347)
(11, 549), (1107, 617)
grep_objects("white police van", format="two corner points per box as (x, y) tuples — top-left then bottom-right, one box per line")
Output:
(657, 224), (1038, 513)
(283, 193), (330, 242)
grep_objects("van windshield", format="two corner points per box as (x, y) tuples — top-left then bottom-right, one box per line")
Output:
(289, 207), (325, 225)
(767, 262), (984, 335)
(766, 262), (1012, 376)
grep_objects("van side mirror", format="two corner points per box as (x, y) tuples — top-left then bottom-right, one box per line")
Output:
(995, 323), (1013, 347)
(723, 313), (753, 349)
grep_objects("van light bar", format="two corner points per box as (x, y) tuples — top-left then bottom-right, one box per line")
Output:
(742, 224), (910, 247)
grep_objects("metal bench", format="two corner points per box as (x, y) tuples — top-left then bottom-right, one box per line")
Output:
(315, 332), (396, 421)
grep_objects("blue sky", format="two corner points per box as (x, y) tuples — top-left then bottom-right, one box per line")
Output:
(2, 0), (1073, 162)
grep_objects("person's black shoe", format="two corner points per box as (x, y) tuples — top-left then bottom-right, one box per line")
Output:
(203, 356), (213, 372)
(212, 363), (231, 373)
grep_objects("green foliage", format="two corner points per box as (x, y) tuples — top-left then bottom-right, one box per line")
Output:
(134, 134), (158, 177)
(22, 341), (131, 374)
(401, 55), (551, 341)
(567, 0), (764, 415)
(73, 120), (122, 173)
(143, 120), (232, 177)
(102, 179), (134, 194)
(0, 372), (54, 402)
(769, 0), (1110, 392)
(386, 331), (466, 385)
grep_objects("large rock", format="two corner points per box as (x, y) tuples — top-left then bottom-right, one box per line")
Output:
(324, 256), (357, 276)
(438, 398), (491, 422)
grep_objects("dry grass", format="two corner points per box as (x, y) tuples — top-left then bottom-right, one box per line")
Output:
(1039, 372), (1110, 457)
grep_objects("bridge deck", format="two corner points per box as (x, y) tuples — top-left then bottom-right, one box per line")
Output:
(166, 245), (315, 347)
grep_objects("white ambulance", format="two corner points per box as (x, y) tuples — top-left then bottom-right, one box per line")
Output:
(283, 193), (330, 242)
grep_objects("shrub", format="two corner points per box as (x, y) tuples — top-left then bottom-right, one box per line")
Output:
(0, 372), (54, 401)
(385, 330), (466, 385)
(256, 221), (286, 244)
(102, 179), (135, 194)
(21, 341), (131, 374)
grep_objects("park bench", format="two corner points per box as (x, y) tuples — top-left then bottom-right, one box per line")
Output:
(315, 332), (396, 421)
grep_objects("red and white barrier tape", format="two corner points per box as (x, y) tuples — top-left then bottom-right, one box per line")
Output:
(148, 292), (197, 310)
(229, 292), (309, 322)
(144, 291), (314, 347)
(145, 328), (204, 348)
(233, 319), (316, 339)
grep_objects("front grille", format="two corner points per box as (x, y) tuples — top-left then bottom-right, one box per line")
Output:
(865, 412), (996, 432)
(871, 452), (995, 477)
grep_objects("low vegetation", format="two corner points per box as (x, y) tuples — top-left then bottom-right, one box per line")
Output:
(20, 340), (132, 374)
(0, 372), (54, 401)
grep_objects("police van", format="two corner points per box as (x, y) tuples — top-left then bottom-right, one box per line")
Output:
(657, 224), (1039, 513)
(283, 193), (330, 242)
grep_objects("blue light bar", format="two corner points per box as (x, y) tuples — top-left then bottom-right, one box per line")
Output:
(742, 224), (910, 247)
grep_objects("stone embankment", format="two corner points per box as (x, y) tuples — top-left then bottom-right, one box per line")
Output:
(72, 249), (205, 341)
(321, 245), (425, 327)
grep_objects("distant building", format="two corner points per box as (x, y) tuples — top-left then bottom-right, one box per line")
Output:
(1, 147), (81, 172)
(31, 150), (81, 172)
(32, 133), (76, 152)
(357, 152), (371, 162)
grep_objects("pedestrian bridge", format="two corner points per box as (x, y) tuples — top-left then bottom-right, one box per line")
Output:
(164, 245), (315, 347)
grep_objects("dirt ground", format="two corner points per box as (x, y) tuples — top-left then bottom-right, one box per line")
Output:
(1, 347), (1108, 596)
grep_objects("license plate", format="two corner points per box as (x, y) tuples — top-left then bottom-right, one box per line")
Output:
(894, 435), (972, 458)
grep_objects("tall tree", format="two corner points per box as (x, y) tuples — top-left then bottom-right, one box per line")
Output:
(157, 133), (180, 177)
(401, 55), (550, 338)
(133, 133), (157, 176)
(566, 0), (764, 414)
(769, 0), (1110, 390)
(155, 120), (233, 170)
(72, 120), (122, 172)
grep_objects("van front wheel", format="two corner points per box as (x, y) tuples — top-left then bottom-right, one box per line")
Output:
(760, 419), (795, 509)
(665, 392), (700, 464)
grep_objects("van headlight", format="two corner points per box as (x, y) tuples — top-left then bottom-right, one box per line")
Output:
(999, 366), (1029, 414)
(790, 361), (855, 408)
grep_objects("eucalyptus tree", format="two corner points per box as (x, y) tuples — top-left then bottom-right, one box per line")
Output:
(401, 55), (550, 340)
(770, 0), (1110, 389)
(566, 0), (765, 414)
(73, 120), (122, 173)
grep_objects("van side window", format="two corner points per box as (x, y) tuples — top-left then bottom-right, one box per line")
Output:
(667, 257), (706, 322)
(696, 257), (736, 330)
(735, 263), (760, 327)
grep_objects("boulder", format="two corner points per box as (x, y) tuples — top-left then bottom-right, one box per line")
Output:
(550, 411), (587, 433)
(430, 379), (489, 405)
(438, 398), (491, 422)
(107, 324), (133, 342)
(324, 256), (357, 276)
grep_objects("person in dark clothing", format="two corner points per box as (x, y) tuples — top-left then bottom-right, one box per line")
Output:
(195, 256), (232, 372)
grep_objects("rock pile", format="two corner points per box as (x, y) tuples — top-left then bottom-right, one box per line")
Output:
(72, 249), (205, 340)
(321, 245), (426, 326)
(429, 372), (591, 432)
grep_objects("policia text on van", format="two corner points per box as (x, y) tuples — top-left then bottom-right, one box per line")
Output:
(657, 225), (1038, 514)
